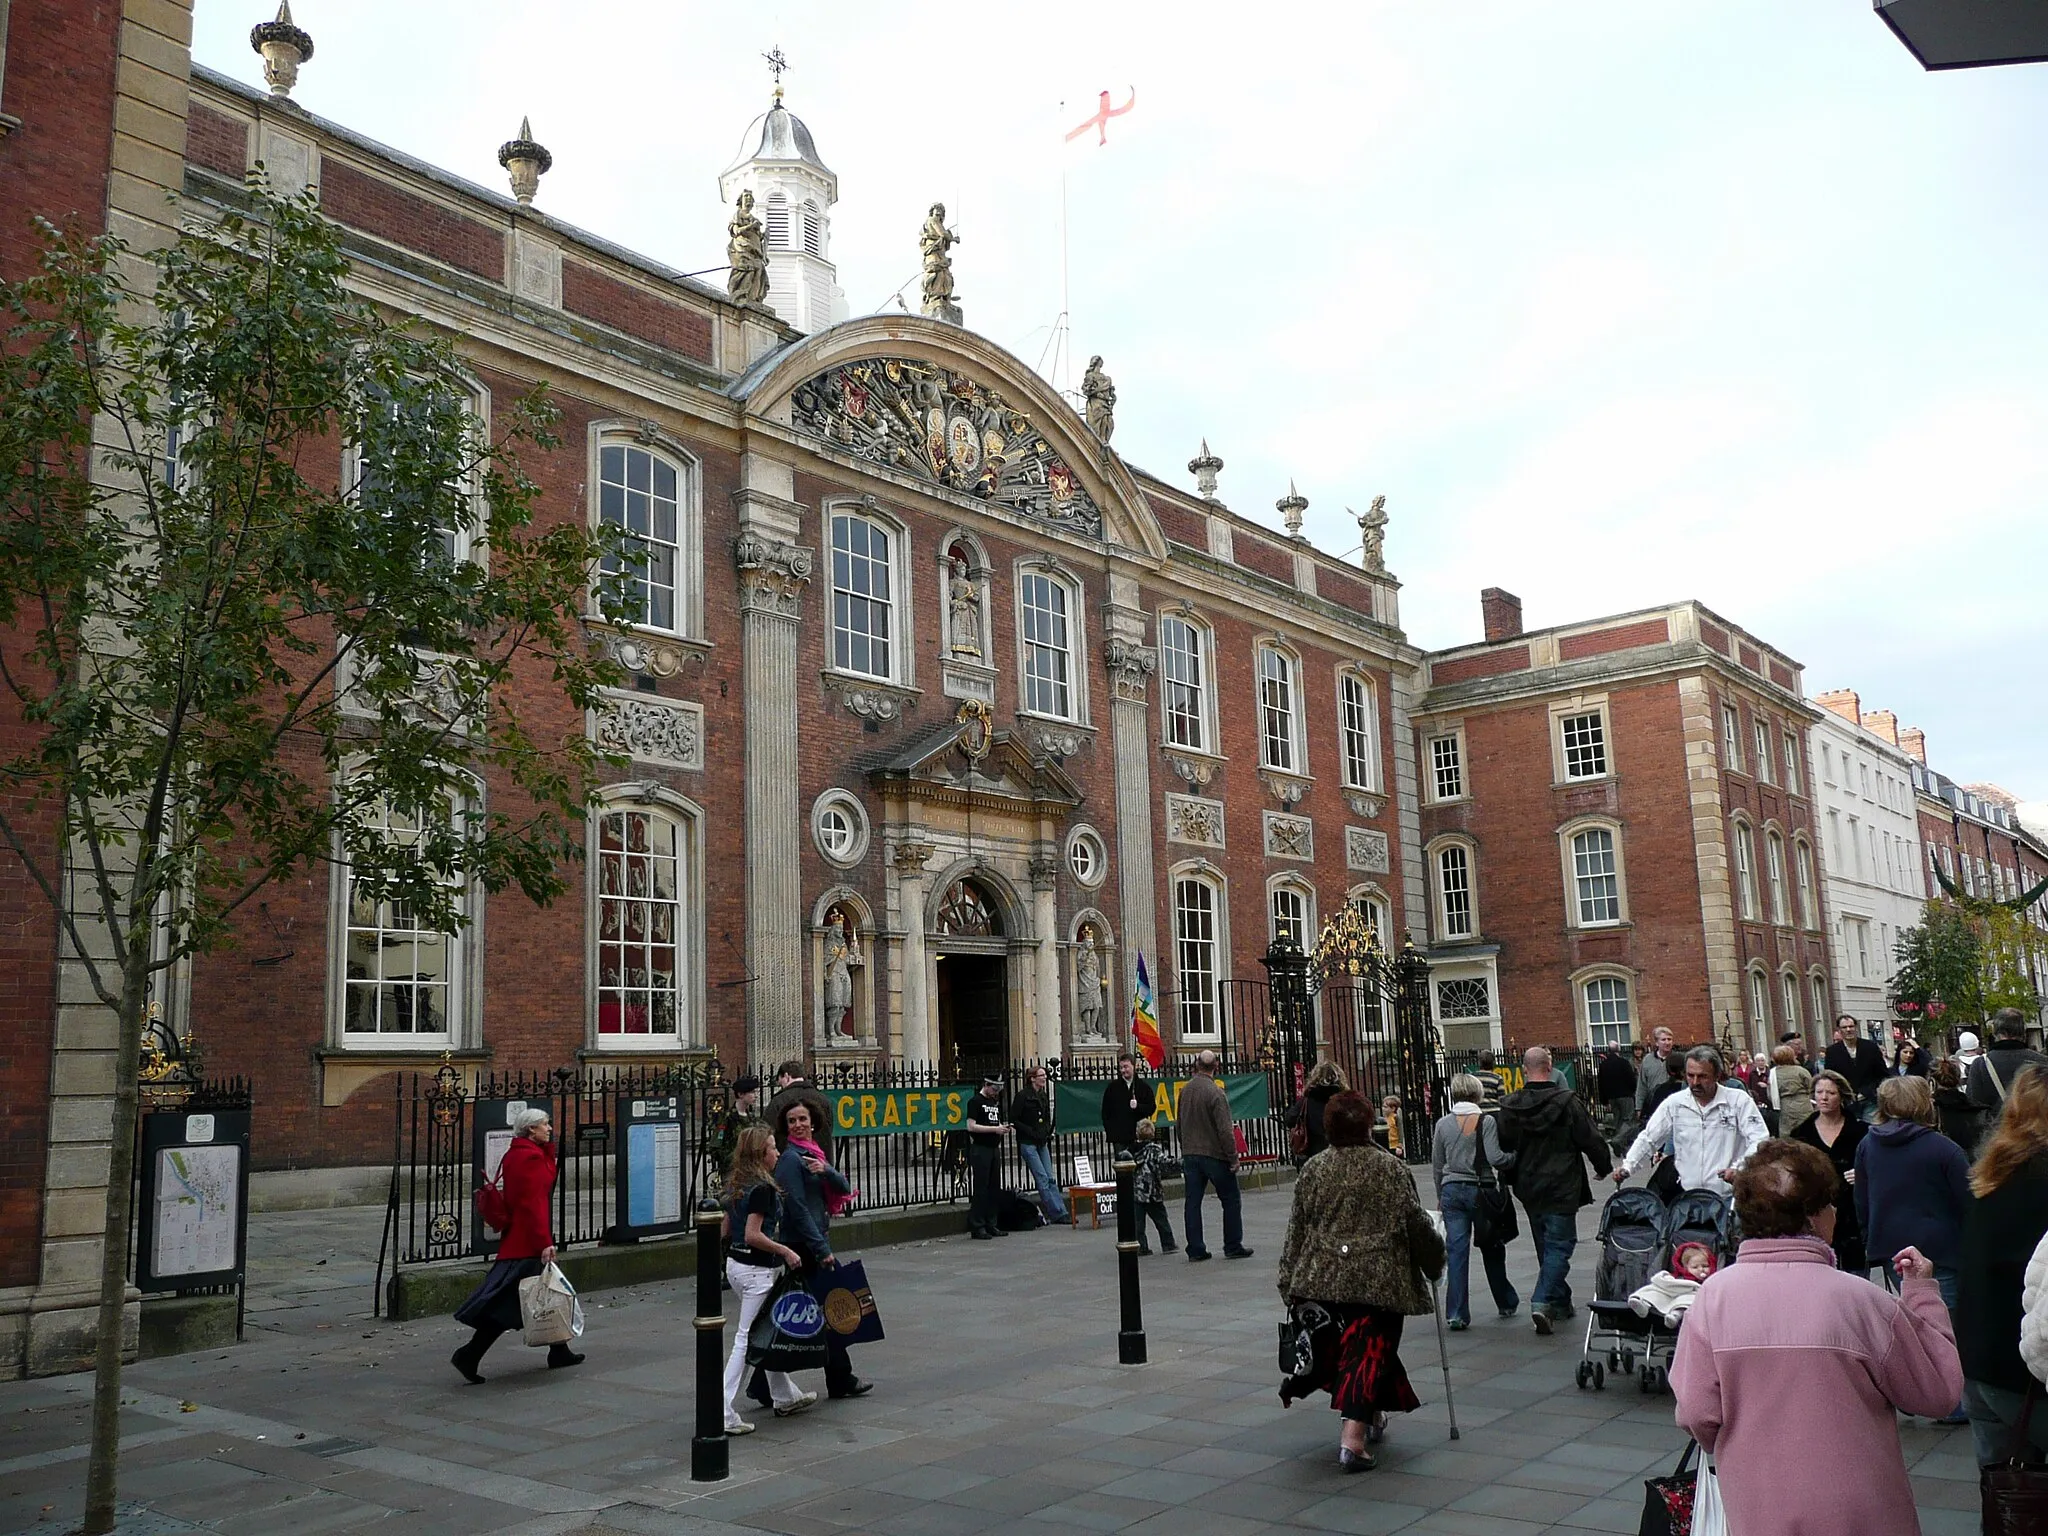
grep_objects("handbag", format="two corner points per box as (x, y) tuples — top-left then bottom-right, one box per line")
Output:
(474, 1167), (509, 1231)
(1472, 1125), (1519, 1248)
(1640, 1439), (1699, 1536)
(517, 1261), (583, 1346)
(746, 1270), (830, 1373)
(1277, 1298), (1338, 1379)
(1983, 1385), (2048, 1536)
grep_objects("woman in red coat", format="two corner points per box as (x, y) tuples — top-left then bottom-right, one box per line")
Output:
(451, 1106), (584, 1381)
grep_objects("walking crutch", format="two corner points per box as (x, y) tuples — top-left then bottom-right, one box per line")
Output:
(1429, 1277), (1460, 1440)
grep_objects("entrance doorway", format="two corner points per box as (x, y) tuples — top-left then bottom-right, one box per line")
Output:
(936, 953), (1007, 1073)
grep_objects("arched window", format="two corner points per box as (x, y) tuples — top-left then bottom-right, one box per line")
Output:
(1347, 885), (1390, 940)
(340, 793), (472, 1046)
(1810, 970), (1830, 1025)
(1431, 838), (1477, 941)
(1172, 872), (1224, 1041)
(1159, 612), (1212, 752)
(1564, 822), (1625, 927)
(1018, 568), (1078, 719)
(595, 805), (688, 1044)
(801, 201), (822, 255)
(936, 878), (1001, 937)
(1732, 819), (1759, 921)
(1794, 838), (1818, 930)
(1780, 968), (1801, 1034)
(1748, 965), (1772, 1035)
(1339, 670), (1379, 790)
(1268, 876), (1316, 949)
(1581, 974), (1633, 1049)
(1765, 830), (1789, 927)
(598, 442), (684, 632)
(764, 192), (789, 249)
(1257, 644), (1303, 772)
(830, 508), (897, 680)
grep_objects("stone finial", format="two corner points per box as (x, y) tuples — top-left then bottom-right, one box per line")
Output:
(497, 118), (553, 206)
(250, 2), (314, 99)
(1188, 439), (1223, 501)
(1277, 480), (1308, 540)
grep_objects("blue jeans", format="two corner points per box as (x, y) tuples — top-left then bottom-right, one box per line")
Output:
(1964, 1379), (2048, 1467)
(1440, 1183), (1519, 1324)
(1182, 1154), (1244, 1257)
(1526, 1208), (1577, 1314)
(1018, 1142), (1068, 1221)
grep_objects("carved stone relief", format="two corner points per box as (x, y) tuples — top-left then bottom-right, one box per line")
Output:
(1346, 826), (1392, 874)
(1027, 724), (1084, 761)
(512, 231), (563, 309)
(1345, 790), (1386, 821)
(1161, 749), (1216, 788)
(590, 690), (705, 770)
(1260, 769), (1309, 805)
(1104, 637), (1157, 703)
(735, 534), (813, 618)
(789, 357), (1103, 535)
(820, 671), (917, 722)
(1263, 812), (1314, 861)
(1165, 792), (1225, 848)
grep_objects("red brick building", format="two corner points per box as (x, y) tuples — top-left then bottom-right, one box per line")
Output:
(1412, 592), (1832, 1057)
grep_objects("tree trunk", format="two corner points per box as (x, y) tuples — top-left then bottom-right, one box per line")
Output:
(82, 962), (148, 1535)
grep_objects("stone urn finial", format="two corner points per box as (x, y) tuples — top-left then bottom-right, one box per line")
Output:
(1277, 480), (1308, 540)
(250, 1), (314, 99)
(497, 117), (553, 206)
(1189, 439), (1224, 502)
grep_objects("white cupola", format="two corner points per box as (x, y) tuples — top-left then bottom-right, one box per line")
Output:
(717, 89), (846, 334)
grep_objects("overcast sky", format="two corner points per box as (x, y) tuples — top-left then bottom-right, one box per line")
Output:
(196, 3), (2046, 797)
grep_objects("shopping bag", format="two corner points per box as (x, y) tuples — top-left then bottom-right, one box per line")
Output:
(517, 1261), (583, 1346)
(1691, 1459), (1726, 1536)
(810, 1258), (885, 1346)
(1639, 1439), (1698, 1536)
(1474, 1184), (1519, 1248)
(746, 1271), (830, 1372)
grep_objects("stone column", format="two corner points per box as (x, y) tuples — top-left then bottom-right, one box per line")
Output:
(892, 841), (935, 1063)
(1030, 856), (1062, 1062)
(735, 521), (812, 1066)
(1103, 615), (1158, 1026)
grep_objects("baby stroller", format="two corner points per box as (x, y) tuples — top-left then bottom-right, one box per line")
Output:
(1575, 1186), (1670, 1393)
(1663, 1187), (1738, 1265)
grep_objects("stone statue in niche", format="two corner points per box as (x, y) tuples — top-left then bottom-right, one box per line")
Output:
(1082, 355), (1116, 444)
(1074, 923), (1106, 1039)
(919, 202), (962, 322)
(822, 906), (863, 1039)
(946, 553), (982, 659)
(726, 189), (769, 307)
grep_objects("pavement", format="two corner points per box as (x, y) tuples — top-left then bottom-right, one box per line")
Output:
(1, 1178), (1978, 1536)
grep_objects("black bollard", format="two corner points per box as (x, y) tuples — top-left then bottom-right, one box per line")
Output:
(1113, 1154), (1147, 1365)
(690, 1200), (729, 1482)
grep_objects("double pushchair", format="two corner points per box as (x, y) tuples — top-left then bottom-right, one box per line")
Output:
(1574, 1186), (1735, 1394)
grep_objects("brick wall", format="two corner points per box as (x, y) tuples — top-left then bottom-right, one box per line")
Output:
(184, 102), (246, 178)
(1233, 532), (1294, 587)
(561, 262), (714, 364)
(1143, 493), (1207, 551)
(1557, 617), (1669, 661)
(1432, 646), (1530, 686)
(320, 159), (503, 281)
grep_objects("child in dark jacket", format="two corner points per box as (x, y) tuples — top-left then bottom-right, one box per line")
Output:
(1132, 1121), (1178, 1255)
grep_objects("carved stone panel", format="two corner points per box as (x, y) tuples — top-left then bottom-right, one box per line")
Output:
(1263, 812), (1314, 862)
(1345, 790), (1386, 821)
(512, 231), (563, 309)
(1165, 793), (1225, 848)
(591, 690), (705, 770)
(820, 671), (917, 722)
(1162, 749), (1217, 788)
(789, 357), (1104, 535)
(1346, 826), (1391, 874)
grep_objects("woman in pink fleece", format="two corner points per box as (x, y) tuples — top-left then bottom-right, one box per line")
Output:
(1671, 1139), (1963, 1536)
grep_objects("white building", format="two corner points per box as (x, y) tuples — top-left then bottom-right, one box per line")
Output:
(717, 88), (847, 335)
(1809, 690), (1928, 1036)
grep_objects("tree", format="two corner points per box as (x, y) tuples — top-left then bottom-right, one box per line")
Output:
(1892, 897), (2046, 1032)
(0, 183), (629, 1535)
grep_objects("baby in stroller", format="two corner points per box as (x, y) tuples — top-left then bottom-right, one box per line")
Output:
(1575, 1187), (1735, 1394)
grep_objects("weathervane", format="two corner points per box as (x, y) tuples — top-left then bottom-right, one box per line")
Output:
(763, 46), (789, 101)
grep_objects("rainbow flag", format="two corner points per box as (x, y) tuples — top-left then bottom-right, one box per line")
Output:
(1131, 951), (1164, 1069)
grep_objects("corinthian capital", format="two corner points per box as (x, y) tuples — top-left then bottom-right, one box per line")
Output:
(735, 534), (813, 617)
(1103, 636), (1158, 702)
(891, 839), (936, 878)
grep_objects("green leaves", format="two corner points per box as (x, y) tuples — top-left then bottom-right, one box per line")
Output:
(0, 181), (624, 1009)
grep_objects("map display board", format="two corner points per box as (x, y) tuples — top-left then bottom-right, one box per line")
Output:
(135, 1108), (250, 1294)
(613, 1094), (686, 1240)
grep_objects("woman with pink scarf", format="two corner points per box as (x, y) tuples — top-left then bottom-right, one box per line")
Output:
(1671, 1139), (1962, 1535)
(745, 1100), (873, 1406)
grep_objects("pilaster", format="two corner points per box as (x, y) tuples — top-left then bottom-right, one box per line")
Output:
(892, 840), (935, 1062)
(1390, 665), (1428, 946)
(1103, 581), (1158, 1027)
(1030, 856), (1061, 1061)
(1680, 675), (1745, 1037)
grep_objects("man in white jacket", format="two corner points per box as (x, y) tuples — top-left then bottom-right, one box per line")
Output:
(1612, 1047), (1769, 1198)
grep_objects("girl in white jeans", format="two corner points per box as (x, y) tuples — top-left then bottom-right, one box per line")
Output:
(722, 1124), (813, 1433)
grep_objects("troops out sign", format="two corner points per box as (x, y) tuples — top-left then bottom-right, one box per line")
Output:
(1052, 1074), (1271, 1134)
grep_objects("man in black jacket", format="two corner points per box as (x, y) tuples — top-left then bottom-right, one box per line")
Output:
(1099, 1054), (1155, 1158)
(1595, 1047), (1637, 1145)
(1824, 1017), (1888, 1120)
(1966, 1008), (2048, 1121)
(1497, 1045), (1612, 1335)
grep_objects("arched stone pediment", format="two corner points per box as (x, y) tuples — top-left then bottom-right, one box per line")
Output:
(730, 316), (1169, 563)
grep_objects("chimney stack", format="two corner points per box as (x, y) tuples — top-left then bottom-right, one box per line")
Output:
(1814, 688), (1861, 725)
(1861, 709), (1901, 748)
(1480, 588), (1523, 643)
(1899, 726), (1927, 764)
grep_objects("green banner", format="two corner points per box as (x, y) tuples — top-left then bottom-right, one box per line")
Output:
(827, 1085), (980, 1139)
(1053, 1074), (1271, 1134)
